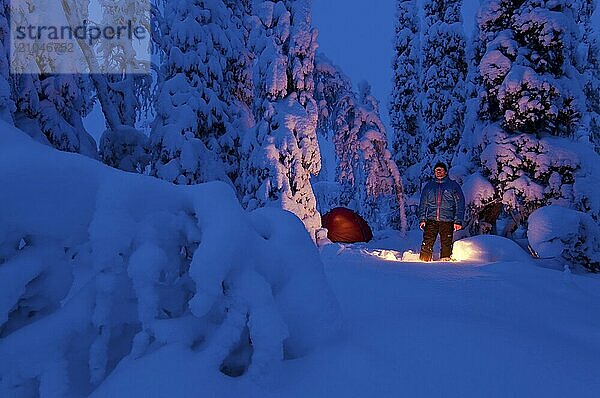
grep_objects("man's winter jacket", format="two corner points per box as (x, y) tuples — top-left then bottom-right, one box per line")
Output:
(418, 176), (465, 225)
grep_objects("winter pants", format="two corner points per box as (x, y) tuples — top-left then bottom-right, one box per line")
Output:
(419, 220), (454, 261)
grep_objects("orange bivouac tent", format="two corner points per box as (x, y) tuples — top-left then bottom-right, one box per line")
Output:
(321, 207), (373, 243)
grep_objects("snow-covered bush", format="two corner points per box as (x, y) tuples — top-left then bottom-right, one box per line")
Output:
(0, 123), (342, 396)
(99, 126), (151, 173)
(528, 205), (600, 272)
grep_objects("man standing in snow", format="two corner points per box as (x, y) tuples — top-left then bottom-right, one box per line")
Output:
(418, 162), (465, 261)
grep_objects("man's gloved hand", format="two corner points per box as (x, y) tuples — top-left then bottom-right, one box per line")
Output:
(453, 224), (462, 231)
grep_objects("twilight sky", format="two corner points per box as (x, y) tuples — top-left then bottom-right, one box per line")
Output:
(311, 0), (600, 132)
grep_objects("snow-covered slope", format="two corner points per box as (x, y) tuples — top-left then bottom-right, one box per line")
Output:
(1, 121), (599, 397)
(0, 122), (342, 396)
(97, 236), (600, 397)
(319, 244), (600, 397)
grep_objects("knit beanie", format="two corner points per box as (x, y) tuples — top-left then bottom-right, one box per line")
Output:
(433, 161), (448, 172)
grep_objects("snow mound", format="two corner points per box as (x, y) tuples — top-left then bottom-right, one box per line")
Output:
(401, 250), (421, 261)
(528, 205), (600, 272)
(0, 122), (342, 396)
(361, 248), (403, 262)
(452, 235), (532, 263)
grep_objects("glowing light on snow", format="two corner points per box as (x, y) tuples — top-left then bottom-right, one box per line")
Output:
(362, 237), (521, 264)
(400, 250), (421, 262)
(362, 249), (465, 263)
(361, 247), (478, 263)
(400, 250), (460, 263)
(451, 240), (481, 262)
(362, 249), (402, 262)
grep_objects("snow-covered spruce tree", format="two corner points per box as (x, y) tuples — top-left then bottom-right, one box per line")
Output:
(463, 0), (597, 232)
(0, 0), (14, 123)
(586, 41), (600, 154)
(357, 82), (407, 231)
(420, 0), (467, 176)
(452, 8), (501, 235)
(311, 57), (349, 187)
(239, 0), (322, 237)
(574, 0), (600, 153)
(312, 56), (358, 209)
(312, 56), (406, 231)
(587, 54), (600, 154)
(96, 0), (154, 172)
(454, 30), (503, 239)
(11, 74), (98, 158)
(389, 0), (422, 197)
(7, 0), (98, 158)
(44, 0), (157, 166)
(150, 0), (252, 186)
(220, 0), (255, 179)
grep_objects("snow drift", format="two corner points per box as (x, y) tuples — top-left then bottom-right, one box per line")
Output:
(0, 121), (342, 396)
(452, 235), (532, 263)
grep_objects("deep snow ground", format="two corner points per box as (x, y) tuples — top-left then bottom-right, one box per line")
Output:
(95, 234), (600, 397)
(320, 242), (600, 397)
